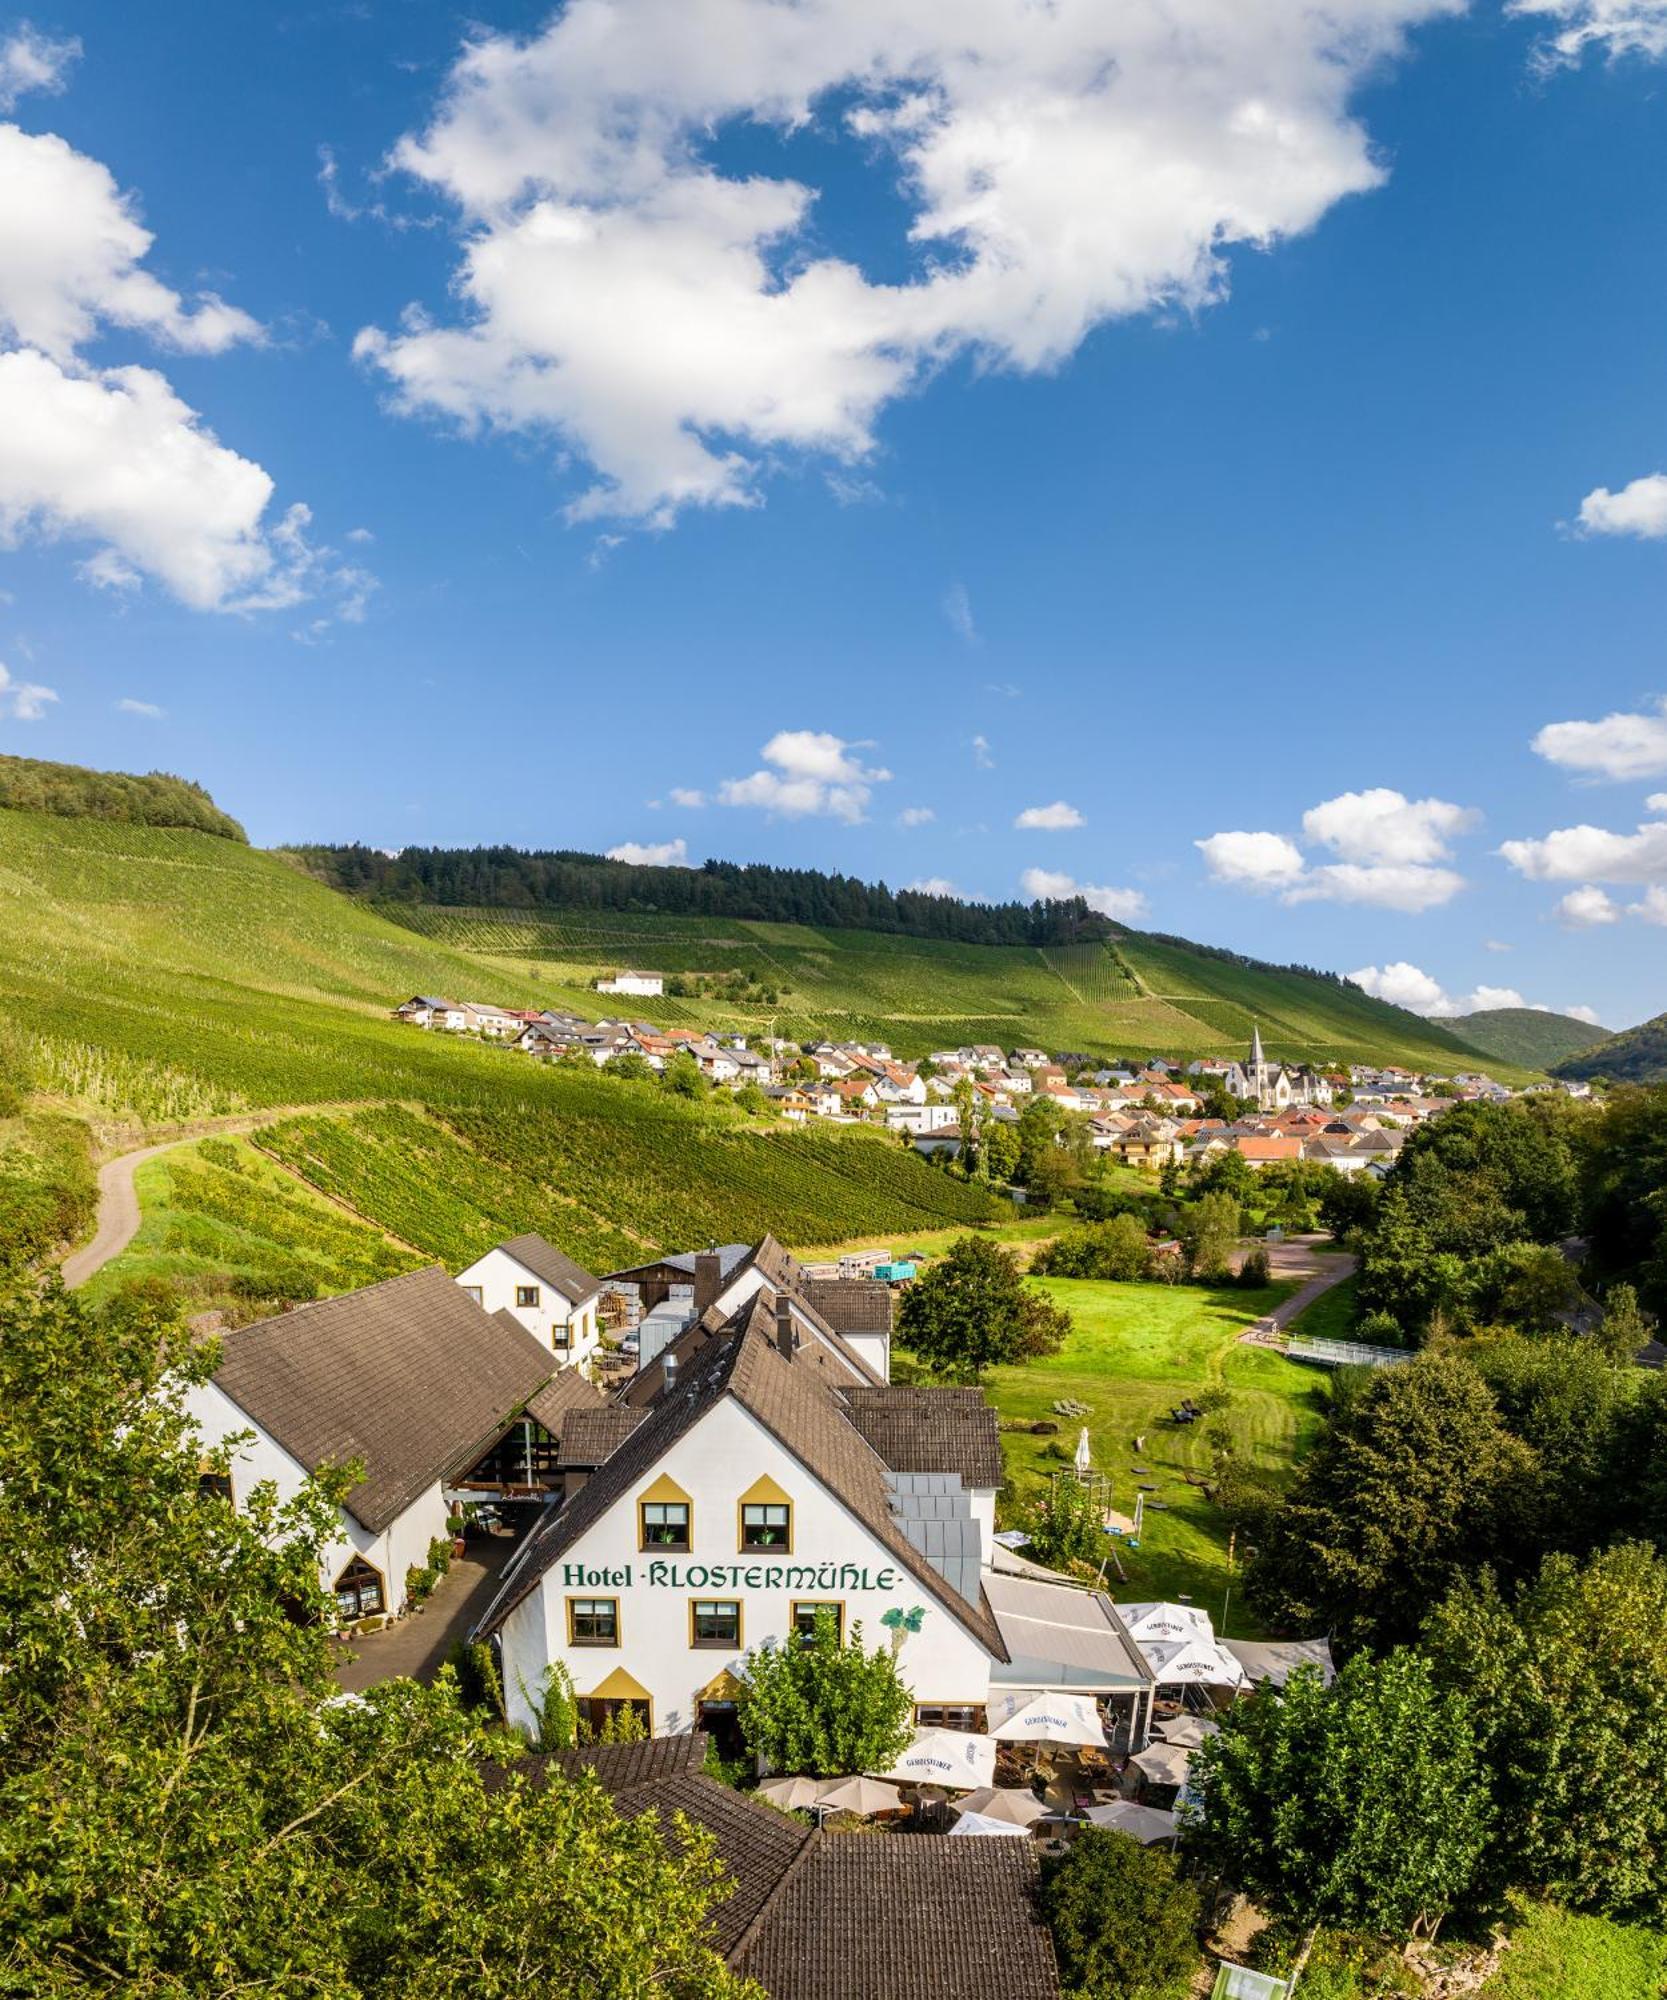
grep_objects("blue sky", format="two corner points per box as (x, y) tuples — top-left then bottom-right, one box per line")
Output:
(1, 0), (1665, 1030)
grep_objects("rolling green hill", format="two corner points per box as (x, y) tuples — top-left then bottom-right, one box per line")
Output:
(376, 901), (1515, 1074)
(1553, 1010), (1667, 1085)
(1452, 1006), (1612, 1072)
(0, 807), (1002, 1303)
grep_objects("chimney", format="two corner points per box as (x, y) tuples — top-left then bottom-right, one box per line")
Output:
(775, 1293), (796, 1363)
(662, 1353), (679, 1397)
(694, 1248), (722, 1316)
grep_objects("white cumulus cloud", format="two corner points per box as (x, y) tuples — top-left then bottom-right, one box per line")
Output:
(898, 805), (935, 827)
(1020, 865), (1147, 923)
(718, 729), (890, 822)
(669, 786), (706, 808)
(0, 24), (79, 109)
(0, 660), (56, 719)
(0, 117), (363, 620)
(1015, 800), (1085, 832)
(1531, 697), (1667, 782)
(1500, 812), (1667, 884)
(1635, 885), (1667, 925)
(1350, 961), (1593, 1022)
(0, 352), (367, 614)
(0, 125), (262, 362)
(1301, 787), (1479, 865)
(1556, 884), (1620, 926)
(606, 836), (689, 866)
(907, 876), (957, 896)
(116, 696), (164, 718)
(1575, 472), (1667, 539)
(1199, 787), (1474, 911)
(360, 0), (1454, 524)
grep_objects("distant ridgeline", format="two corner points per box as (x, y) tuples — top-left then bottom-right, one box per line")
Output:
(283, 843), (1116, 947)
(0, 754), (246, 842)
(1554, 1010), (1667, 1086)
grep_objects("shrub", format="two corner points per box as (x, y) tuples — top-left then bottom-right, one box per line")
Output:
(1237, 1246), (1271, 1288)
(1029, 1477), (1105, 1570)
(1040, 1828), (1201, 2000)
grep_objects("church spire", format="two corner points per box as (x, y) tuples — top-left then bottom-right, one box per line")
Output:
(1249, 1023), (1265, 1069)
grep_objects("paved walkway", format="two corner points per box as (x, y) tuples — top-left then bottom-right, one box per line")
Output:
(333, 1529), (523, 1692)
(1240, 1235), (1357, 1345)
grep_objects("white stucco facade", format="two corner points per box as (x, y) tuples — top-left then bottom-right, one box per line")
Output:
(498, 1396), (996, 1739)
(455, 1246), (603, 1368)
(182, 1376), (450, 1621)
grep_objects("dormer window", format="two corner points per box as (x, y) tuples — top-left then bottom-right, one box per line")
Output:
(641, 1501), (690, 1551)
(637, 1474), (694, 1552)
(741, 1502), (790, 1551)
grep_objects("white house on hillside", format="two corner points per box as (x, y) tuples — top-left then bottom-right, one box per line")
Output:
(181, 1267), (579, 1623)
(455, 1234), (605, 1367)
(596, 971), (664, 997)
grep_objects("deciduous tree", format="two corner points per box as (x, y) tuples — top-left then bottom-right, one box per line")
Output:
(1039, 1829), (1200, 2000)
(896, 1235), (1072, 1379)
(1185, 1653), (1490, 1941)
(738, 1613), (913, 1776)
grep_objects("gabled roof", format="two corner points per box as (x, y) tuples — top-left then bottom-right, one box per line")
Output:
(733, 1837), (1060, 1999)
(556, 1404), (648, 1468)
(525, 1361), (608, 1436)
(799, 1277), (894, 1336)
(839, 1385), (1003, 1489)
(211, 1267), (555, 1533)
(493, 1233), (602, 1304)
(479, 1324), (1007, 1659)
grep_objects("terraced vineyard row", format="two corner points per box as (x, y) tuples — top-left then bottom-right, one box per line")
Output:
(261, 1097), (1002, 1274)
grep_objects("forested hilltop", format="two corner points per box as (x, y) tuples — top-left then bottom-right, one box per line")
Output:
(284, 841), (1117, 945)
(0, 753), (246, 841)
(1554, 1009), (1667, 1086)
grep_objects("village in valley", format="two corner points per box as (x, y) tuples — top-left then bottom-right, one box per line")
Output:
(394, 973), (1576, 1181)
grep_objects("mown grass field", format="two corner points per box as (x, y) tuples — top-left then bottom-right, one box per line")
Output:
(978, 1276), (1335, 1634)
(1477, 1901), (1667, 2000)
(378, 901), (1520, 1074)
(0, 810), (1006, 1286)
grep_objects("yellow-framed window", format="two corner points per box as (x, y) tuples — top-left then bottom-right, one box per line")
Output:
(740, 1500), (791, 1552)
(790, 1600), (844, 1646)
(566, 1596), (621, 1646)
(689, 1600), (743, 1648)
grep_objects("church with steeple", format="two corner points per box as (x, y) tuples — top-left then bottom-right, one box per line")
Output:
(1228, 1024), (1333, 1110)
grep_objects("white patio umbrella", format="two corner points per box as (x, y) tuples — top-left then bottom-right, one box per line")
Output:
(875, 1728), (997, 1790)
(954, 1787), (1050, 1827)
(1131, 1742), (1193, 1789)
(1083, 1800), (1179, 1843)
(815, 1775), (903, 1817)
(1142, 1636), (1249, 1689)
(1073, 1425), (1092, 1475)
(758, 1775), (827, 1811)
(1115, 1601), (1213, 1647)
(988, 1690), (1107, 1748)
(1156, 1714), (1221, 1748)
(949, 1809), (1031, 1838)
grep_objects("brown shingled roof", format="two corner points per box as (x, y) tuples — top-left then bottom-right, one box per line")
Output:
(616, 1775), (814, 1962)
(495, 1233), (603, 1304)
(555, 1404), (647, 1467)
(733, 1835), (1061, 1999)
(211, 1267), (555, 1533)
(478, 1324), (1007, 1660)
(839, 1385), (1004, 1490)
(799, 1278), (894, 1337)
(526, 1362), (608, 1435)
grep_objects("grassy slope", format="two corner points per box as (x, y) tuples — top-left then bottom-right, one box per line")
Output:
(0, 810), (1003, 1298)
(976, 1275), (1332, 1634)
(375, 903), (1523, 1074)
(1479, 1902), (1667, 2000)
(1454, 1006), (1611, 1071)
(1553, 1009), (1667, 1085)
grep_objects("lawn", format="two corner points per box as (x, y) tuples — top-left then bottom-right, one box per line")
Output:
(1479, 1902), (1667, 2000)
(978, 1276), (1334, 1634)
